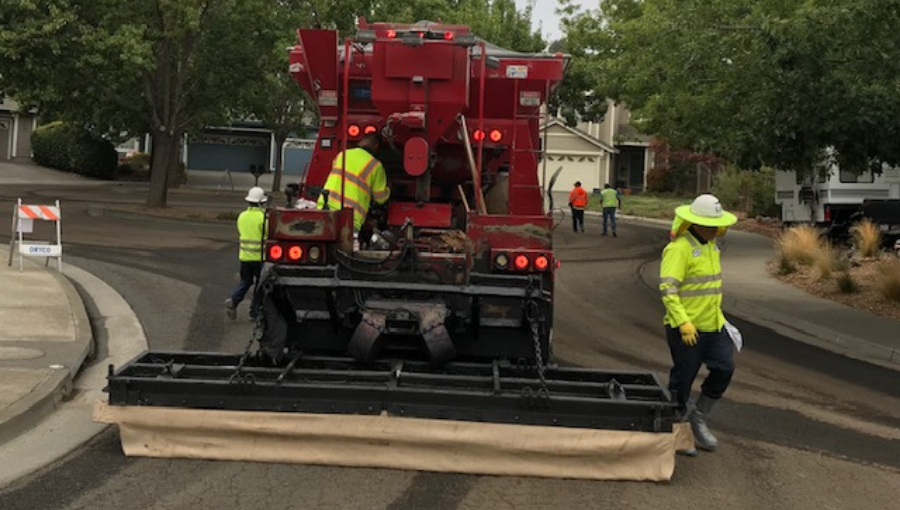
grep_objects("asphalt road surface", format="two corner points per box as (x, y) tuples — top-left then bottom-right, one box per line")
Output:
(1, 183), (898, 510)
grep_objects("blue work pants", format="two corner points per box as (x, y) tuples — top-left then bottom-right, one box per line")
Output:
(602, 207), (617, 234)
(230, 261), (263, 316)
(665, 326), (735, 409)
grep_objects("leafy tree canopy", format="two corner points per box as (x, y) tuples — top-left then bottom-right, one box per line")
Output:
(558, 0), (900, 175)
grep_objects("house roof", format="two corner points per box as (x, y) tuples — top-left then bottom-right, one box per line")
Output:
(542, 119), (618, 154)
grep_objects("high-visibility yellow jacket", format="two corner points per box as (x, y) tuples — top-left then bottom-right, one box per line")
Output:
(659, 231), (725, 332)
(237, 206), (267, 262)
(600, 187), (620, 208)
(317, 148), (390, 230)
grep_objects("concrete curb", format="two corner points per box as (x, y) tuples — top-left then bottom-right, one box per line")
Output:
(723, 295), (900, 370)
(632, 224), (900, 371)
(0, 259), (94, 446)
(0, 262), (149, 488)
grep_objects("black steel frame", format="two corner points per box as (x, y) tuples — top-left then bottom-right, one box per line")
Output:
(106, 351), (681, 432)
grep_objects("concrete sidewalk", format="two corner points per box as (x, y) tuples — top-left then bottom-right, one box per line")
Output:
(0, 245), (93, 445)
(618, 213), (900, 369)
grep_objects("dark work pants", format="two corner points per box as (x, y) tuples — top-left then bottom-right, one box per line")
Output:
(602, 207), (617, 233)
(230, 261), (263, 316)
(571, 208), (585, 231)
(665, 326), (735, 409)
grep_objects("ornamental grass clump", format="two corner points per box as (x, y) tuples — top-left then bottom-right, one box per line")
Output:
(876, 259), (900, 302)
(837, 272), (858, 294)
(777, 225), (827, 267)
(850, 219), (882, 258)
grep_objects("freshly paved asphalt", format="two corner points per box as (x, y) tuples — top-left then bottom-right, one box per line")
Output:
(0, 180), (897, 510)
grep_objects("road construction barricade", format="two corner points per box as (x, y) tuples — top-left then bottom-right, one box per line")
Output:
(8, 199), (63, 272)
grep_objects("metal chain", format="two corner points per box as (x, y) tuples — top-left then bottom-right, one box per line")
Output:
(232, 270), (276, 381)
(523, 276), (548, 394)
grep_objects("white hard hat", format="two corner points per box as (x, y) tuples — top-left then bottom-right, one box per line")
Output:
(245, 186), (268, 203)
(675, 194), (737, 227)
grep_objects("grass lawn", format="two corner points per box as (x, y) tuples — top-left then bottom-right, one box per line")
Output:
(586, 193), (689, 219)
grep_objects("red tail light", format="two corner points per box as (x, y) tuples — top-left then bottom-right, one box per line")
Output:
(444, 31), (454, 40)
(364, 125), (377, 134)
(348, 125), (360, 137)
(514, 254), (530, 270)
(269, 245), (283, 260)
(386, 29), (397, 39)
(473, 129), (485, 142)
(489, 129), (503, 142)
(288, 246), (303, 261)
(824, 206), (831, 222)
(534, 255), (549, 271)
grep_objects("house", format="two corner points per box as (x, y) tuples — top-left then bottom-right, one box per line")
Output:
(118, 122), (316, 178)
(579, 101), (654, 192)
(540, 119), (617, 197)
(0, 97), (38, 161)
(542, 101), (654, 197)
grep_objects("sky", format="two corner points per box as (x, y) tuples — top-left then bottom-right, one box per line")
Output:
(515, 0), (595, 42)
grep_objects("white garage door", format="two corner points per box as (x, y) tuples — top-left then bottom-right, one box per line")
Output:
(541, 153), (602, 193)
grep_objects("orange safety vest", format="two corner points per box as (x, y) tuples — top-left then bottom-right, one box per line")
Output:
(569, 187), (588, 209)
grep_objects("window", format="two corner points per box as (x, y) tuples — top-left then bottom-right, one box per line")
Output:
(839, 169), (874, 183)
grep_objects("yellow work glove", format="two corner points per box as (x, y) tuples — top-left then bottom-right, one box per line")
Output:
(679, 322), (699, 346)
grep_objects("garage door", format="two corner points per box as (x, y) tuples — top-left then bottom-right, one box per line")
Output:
(187, 133), (270, 172)
(541, 153), (602, 193)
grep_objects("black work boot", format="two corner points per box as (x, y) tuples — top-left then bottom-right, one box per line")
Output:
(690, 394), (719, 451)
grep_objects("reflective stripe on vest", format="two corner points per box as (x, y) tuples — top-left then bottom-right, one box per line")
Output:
(318, 148), (388, 230)
(237, 207), (266, 262)
(659, 232), (725, 332)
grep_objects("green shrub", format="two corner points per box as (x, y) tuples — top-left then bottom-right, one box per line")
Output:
(31, 121), (117, 179)
(712, 166), (779, 218)
(31, 122), (75, 171)
(68, 130), (118, 179)
(116, 152), (151, 181)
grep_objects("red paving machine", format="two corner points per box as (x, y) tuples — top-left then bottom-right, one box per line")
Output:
(99, 19), (687, 481)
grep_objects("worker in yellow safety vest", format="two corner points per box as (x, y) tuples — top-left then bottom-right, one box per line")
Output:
(659, 194), (737, 454)
(600, 183), (621, 237)
(226, 186), (268, 321)
(318, 133), (390, 232)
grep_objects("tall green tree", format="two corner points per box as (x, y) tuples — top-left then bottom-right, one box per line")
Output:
(558, 0), (900, 175)
(1, 0), (286, 207)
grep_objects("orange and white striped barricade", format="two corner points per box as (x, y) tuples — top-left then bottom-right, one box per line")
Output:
(8, 199), (63, 272)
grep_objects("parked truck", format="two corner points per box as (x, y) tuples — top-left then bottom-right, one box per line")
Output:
(98, 19), (686, 481)
(775, 164), (900, 240)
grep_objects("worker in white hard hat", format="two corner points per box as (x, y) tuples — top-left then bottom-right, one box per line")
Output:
(226, 186), (268, 321)
(658, 194), (738, 455)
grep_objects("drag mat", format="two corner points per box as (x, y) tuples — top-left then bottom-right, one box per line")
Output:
(95, 400), (693, 481)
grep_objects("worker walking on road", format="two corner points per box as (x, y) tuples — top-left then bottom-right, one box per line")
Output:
(600, 183), (620, 237)
(568, 181), (588, 232)
(318, 133), (390, 232)
(659, 194), (737, 454)
(226, 187), (268, 321)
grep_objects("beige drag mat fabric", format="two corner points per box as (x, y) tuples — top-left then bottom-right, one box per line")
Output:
(95, 401), (690, 481)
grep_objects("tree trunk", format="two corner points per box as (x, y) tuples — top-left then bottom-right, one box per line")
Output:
(147, 131), (180, 208)
(271, 132), (288, 193)
(166, 132), (184, 189)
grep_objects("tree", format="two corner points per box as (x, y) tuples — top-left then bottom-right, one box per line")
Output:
(1, 0), (286, 207)
(557, 0), (900, 176)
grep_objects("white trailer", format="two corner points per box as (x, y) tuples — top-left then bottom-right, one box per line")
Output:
(775, 165), (900, 237)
